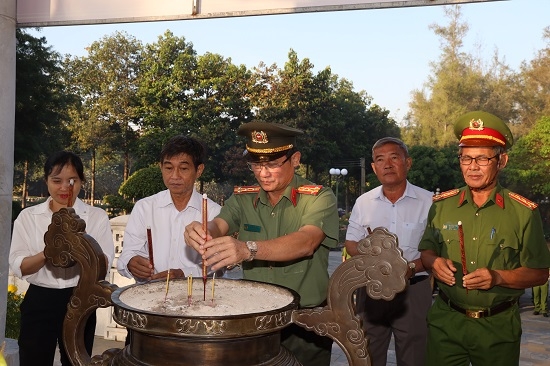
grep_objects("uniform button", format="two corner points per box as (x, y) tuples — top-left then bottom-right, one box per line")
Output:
(472, 237), (477, 241)
(470, 261), (476, 265)
(271, 212), (275, 217)
(475, 213), (479, 216)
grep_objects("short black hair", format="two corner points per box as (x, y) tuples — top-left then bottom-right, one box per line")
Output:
(160, 135), (206, 169)
(44, 151), (85, 182)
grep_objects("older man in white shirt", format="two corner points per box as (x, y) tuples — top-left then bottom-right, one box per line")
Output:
(345, 137), (433, 366)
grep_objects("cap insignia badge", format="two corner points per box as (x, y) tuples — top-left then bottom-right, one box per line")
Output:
(251, 130), (269, 144)
(469, 118), (484, 131)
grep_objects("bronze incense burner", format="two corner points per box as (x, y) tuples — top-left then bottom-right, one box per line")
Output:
(44, 208), (408, 366)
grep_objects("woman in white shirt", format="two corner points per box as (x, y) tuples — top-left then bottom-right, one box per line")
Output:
(9, 151), (114, 366)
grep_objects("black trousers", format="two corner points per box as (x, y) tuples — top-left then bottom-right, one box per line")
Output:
(19, 284), (96, 366)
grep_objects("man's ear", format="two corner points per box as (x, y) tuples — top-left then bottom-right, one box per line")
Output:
(196, 163), (205, 177)
(498, 153), (509, 169)
(291, 152), (301, 167)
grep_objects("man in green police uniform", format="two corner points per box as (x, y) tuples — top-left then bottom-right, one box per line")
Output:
(419, 111), (550, 366)
(184, 121), (339, 366)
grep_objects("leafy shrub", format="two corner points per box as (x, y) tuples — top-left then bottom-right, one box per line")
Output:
(119, 166), (164, 201)
(104, 194), (134, 217)
(6, 285), (23, 339)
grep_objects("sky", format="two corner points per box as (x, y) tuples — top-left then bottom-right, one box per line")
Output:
(27, 0), (550, 123)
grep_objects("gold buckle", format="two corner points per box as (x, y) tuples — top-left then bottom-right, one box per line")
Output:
(465, 310), (484, 319)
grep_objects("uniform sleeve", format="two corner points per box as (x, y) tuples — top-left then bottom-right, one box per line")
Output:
(117, 201), (148, 278)
(418, 204), (442, 254)
(300, 187), (339, 249)
(207, 199), (221, 221)
(216, 194), (243, 235)
(520, 207), (550, 268)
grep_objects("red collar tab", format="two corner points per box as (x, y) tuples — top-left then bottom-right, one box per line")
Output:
(291, 188), (298, 206)
(495, 193), (505, 209)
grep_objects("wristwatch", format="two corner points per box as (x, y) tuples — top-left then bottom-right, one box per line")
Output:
(408, 261), (416, 276)
(245, 241), (258, 262)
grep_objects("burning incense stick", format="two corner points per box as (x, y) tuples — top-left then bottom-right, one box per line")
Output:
(458, 221), (468, 293)
(146, 226), (154, 269)
(164, 269), (170, 302)
(67, 179), (74, 207)
(202, 193), (208, 301)
(187, 275), (193, 305)
(211, 273), (216, 305)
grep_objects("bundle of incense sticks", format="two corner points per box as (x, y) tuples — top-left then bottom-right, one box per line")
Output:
(146, 226), (155, 269)
(67, 179), (74, 207)
(202, 193), (208, 301)
(458, 221), (468, 293)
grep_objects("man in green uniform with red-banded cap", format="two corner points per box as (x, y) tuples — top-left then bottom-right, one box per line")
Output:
(185, 121), (339, 366)
(419, 111), (550, 366)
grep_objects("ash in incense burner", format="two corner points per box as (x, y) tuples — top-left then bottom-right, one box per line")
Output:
(119, 278), (294, 317)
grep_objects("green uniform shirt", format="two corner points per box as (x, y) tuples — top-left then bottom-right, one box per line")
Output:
(218, 175), (339, 307)
(419, 184), (550, 309)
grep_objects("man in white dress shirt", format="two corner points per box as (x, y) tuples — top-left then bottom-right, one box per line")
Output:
(345, 137), (433, 366)
(118, 135), (221, 281)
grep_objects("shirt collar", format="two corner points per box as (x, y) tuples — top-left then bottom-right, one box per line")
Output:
(160, 189), (202, 212)
(458, 184), (505, 209)
(377, 180), (416, 203)
(256, 175), (300, 207)
(36, 196), (87, 215)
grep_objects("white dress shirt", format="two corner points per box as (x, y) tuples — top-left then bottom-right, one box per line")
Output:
(117, 189), (221, 279)
(346, 181), (433, 271)
(9, 197), (115, 288)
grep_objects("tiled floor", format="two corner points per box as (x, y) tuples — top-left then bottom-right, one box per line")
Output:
(58, 249), (550, 365)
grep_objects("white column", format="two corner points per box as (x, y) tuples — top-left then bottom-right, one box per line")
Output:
(0, 0), (17, 353)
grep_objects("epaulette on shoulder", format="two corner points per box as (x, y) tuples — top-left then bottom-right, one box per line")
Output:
(433, 189), (460, 202)
(508, 192), (538, 210)
(233, 186), (260, 194)
(297, 185), (323, 196)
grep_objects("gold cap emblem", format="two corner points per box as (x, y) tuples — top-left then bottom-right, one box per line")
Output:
(469, 119), (484, 131)
(251, 130), (268, 144)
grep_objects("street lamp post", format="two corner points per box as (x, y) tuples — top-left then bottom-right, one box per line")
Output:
(329, 168), (348, 213)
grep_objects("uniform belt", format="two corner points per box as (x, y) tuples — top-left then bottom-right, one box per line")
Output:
(438, 291), (517, 319)
(409, 275), (429, 285)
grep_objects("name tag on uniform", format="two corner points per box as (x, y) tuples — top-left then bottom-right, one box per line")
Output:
(244, 224), (261, 233)
(443, 223), (459, 231)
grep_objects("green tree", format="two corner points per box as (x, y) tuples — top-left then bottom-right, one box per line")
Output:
(505, 116), (550, 198)
(136, 31), (253, 186)
(137, 30), (197, 132)
(15, 29), (71, 206)
(408, 145), (463, 192)
(63, 31), (142, 203)
(516, 26), (550, 132)
(403, 5), (517, 148)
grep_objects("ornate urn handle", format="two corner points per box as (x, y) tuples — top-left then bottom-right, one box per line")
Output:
(292, 227), (408, 366)
(44, 208), (120, 366)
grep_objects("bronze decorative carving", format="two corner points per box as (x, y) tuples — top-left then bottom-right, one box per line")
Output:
(44, 210), (407, 366)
